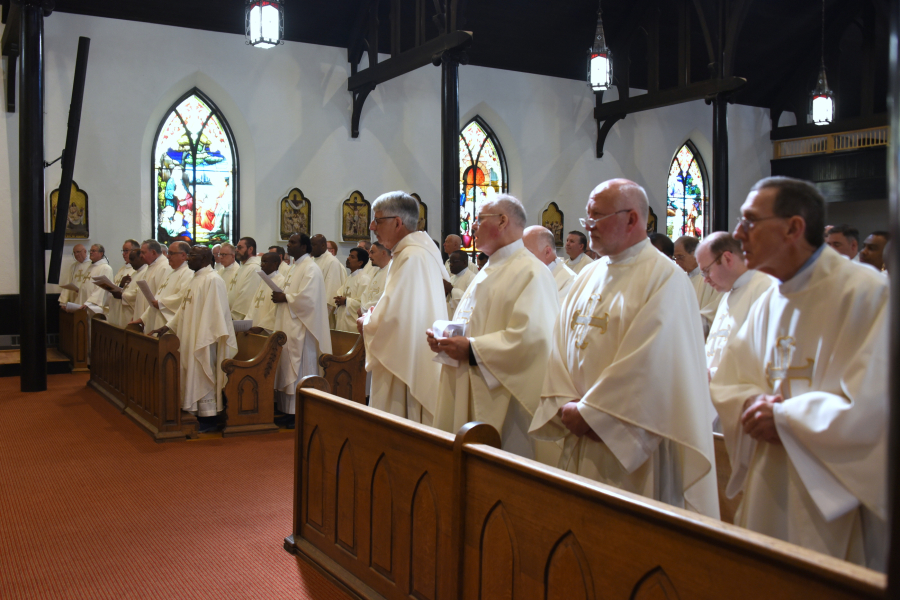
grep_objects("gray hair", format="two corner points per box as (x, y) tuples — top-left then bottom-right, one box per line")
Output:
(141, 239), (162, 254)
(220, 242), (236, 252)
(527, 226), (555, 251)
(91, 244), (105, 256)
(124, 239), (140, 250)
(372, 191), (419, 231)
(487, 194), (527, 229)
(170, 241), (191, 254)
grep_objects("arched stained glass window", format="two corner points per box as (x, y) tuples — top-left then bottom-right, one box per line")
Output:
(152, 89), (238, 245)
(459, 117), (507, 252)
(666, 141), (708, 241)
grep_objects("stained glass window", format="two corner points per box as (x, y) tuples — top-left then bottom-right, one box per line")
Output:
(152, 89), (238, 246)
(666, 141), (708, 241)
(459, 117), (507, 251)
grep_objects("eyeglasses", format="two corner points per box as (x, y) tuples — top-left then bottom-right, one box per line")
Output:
(699, 252), (724, 278)
(474, 213), (501, 225)
(371, 215), (398, 225)
(579, 210), (630, 229)
(735, 215), (782, 234)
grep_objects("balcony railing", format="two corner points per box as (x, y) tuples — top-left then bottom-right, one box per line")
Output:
(773, 126), (889, 159)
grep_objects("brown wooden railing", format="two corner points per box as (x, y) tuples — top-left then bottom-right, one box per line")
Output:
(59, 305), (89, 371)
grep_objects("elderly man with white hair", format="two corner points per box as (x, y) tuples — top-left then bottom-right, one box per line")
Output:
(217, 243), (239, 290)
(529, 179), (719, 519)
(443, 234), (478, 273)
(360, 191), (449, 424)
(523, 225), (576, 304)
(429, 196), (559, 463)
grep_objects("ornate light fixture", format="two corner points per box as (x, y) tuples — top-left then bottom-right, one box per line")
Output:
(246, 0), (284, 49)
(810, 0), (833, 125)
(587, 0), (613, 92)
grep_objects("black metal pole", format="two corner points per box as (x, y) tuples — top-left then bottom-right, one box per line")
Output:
(18, 0), (49, 392)
(712, 95), (729, 232)
(440, 53), (461, 252)
(885, 0), (900, 592)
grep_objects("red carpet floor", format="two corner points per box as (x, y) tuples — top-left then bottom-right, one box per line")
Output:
(0, 373), (351, 600)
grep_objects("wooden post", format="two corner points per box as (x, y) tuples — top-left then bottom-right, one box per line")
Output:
(711, 0), (729, 233)
(440, 53), (462, 249)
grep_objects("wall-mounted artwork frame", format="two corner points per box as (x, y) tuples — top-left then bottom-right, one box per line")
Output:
(341, 190), (371, 242)
(412, 193), (427, 232)
(541, 201), (565, 247)
(647, 206), (658, 234)
(280, 188), (311, 241)
(50, 181), (89, 239)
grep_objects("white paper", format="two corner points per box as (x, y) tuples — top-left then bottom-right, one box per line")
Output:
(431, 319), (469, 368)
(256, 270), (283, 294)
(137, 280), (156, 303)
(232, 319), (253, 333)
(92, 275), (122, 293)
(65, 302), (83, 313)
(60, 282), (79, 292)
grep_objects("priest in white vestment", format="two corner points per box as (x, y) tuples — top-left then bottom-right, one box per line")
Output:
(272, 233), (332, 421)
(530, 179), (719, 519)
(445, 250), (476, 316)
(217, 243), (240, 290)
(361, 192), (449, 424)
(212, 244), (223, 272)
(104, 240), (139, 326)
(311, 234), (348, 328)
(114, 250), (147, 326)
(154, 246), (237, 422)
(246, 253), (285, 333)
(524, 225), (576, 304)
(675, 236), (723, 334)
(360, 243), (391, 312)
(443, 234), (478, 274)
(334, 248), (371, 332)
(135, 241), (193, 332)
(563, 231), (594, 274)
(268, 245), (292, 278)
(80, 244), (114, 311)
(58, 244), (89, 306)
(228, 237), (263, 320)
(710, 176), (888, 570)
(356, 241), (379, 280)
(128, 240), (171, 325)
(430, 196), (559, 463)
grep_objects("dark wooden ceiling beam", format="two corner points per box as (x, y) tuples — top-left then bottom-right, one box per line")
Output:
(595, 76), (745, 121)
(2, 0), (21, 113)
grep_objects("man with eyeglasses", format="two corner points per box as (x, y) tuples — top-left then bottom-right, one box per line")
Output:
(673, 235), (723, 336)
(217, 243), (240, 291)
(311, 234), (348, 329)
(133, 241), (194, 332)
(529, 179), (719, 519)
(58, 244), (90, 308)
(563, 231), (593, 275)
(78, 244), (114, 312)
(428, 198), (559, 464)
(129, 239), (172, 326)
(710, 176), (888, 569)
(825, 224), (860, 261)
(361, 191), (449, 425)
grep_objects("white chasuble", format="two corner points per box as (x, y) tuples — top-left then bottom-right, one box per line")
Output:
(71, 259), (97, 305)
(277, 261), (291, 278)
(688, 268), (723, 334)
(710, 246), (888, 570)
(564, 252), (593, 275)
(530, 238), (719, 518)
(445, 256), (478, 274)
(335, 269), (371, 332)
(434, 240), (559, 463)
(313, 251), (348, 315)
(218, 262), (240, 294)
(360, 265), (388, 312)
(140, 262), (193, 331)
(364, 232), (449, 422)
(228, 256), (263, 319)
(273, 255), (332, 414)
(245, 272), (285, 332)
(167, 266), (237, 417)
(446, 268), (476, 316)
(105, 263), (135, 327)
(120, 264), (148, 326)
(82, 258), (114, 309)
(134, 255), (172, 323)
(550, 258), (576, 305)
(58, 258), (90, 305)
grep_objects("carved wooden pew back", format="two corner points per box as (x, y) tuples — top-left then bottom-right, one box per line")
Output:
(58, 305), (89, 371)
(319, 330), (366, 404)
(285, 387), (885, 600)
(220, 331), (286, 437)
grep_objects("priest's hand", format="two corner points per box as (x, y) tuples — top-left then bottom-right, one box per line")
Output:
(560, 402), (595, 438)
(433, 335), (469, 361)
(149, 326), (169, 338)
(151, 300), (160, 309)
(111, 290), (123, 299)
(356, 316), (365, 334)
(740, 394), (784, 444)
(120, 276), (132, 287)
(442, 279), (453, 296)
(271, 292), (287, 303)
(425, 329), (439, 353)
(335, 296), (346, 306)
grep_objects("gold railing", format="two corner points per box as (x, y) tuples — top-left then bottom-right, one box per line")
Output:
(774, 126), (889, 159)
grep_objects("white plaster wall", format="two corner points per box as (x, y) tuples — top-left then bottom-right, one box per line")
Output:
(1, 12), (772, 295)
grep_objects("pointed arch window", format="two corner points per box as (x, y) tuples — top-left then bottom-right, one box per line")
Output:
(666, 141), (708, 241)
(152, 89), (239, 245)
(459, 117), (508, 252)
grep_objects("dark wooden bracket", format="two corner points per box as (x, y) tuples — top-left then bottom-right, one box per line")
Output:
(596, 114), (625, 159)
(350, 83), (375, 139)
(2, 0), (21, 113)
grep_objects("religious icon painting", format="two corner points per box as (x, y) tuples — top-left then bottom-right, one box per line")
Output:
(412, 193), (427, 232)
(541, 202), (565, 247)
(280, 188), (311, 240)
(341, 191), (371, 242)
(49, 181), (89, 239)
(647, 206), (658, 234)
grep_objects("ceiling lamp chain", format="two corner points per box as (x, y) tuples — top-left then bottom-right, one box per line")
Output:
(246, 0), (285, 49)
(810, 0), (834, 125)
(588, 0), (613, 92)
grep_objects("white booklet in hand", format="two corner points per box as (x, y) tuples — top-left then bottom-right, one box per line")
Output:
(232, 319), (253, 333)
(256, 270), (283, 294)
(92, 274), (122, 293)
(136, 280), (156, 303)
(65, 302), (83, 313)
(431, 319), (468, 368)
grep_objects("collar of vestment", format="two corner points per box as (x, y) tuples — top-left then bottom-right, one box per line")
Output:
(92, 257), (110, 266)
(193, 265), (213, 277)
(549, 257), (563, 273)
(392, 231), (448, 278)
(223, 262), (239, 271)
(293, 254), (311, 268)
(731, 268), (754, 291)
(241, 256), (261, 267)
(174, 261), (189, 272)
(484, 238), (524, 270)
(349, 268), (361, 278)
(135, 264), (148, 274)
(568, 252), (584, 265)
(606, 237), (650, 265)
(151, 255), (168, 268)
(779, 244), (827, 294)
(688, 266), (700, 278)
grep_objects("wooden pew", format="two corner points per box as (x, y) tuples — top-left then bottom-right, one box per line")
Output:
(714, 432), (743, 524)
(88, 314), (127, 409)
(319, 330), (366, 404)
(284, 388), (885, 600)
(220, 331), (287, 437)
(58, 305), (89, 372)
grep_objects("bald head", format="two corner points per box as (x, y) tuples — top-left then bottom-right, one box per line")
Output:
(523, 226), (557, 266)
(72, 244), (87, 262)
(474, 194), (527, 255)
(443, 234), (462, 254)
(169, 241), (191, 254)
(585, 179), (649, 256)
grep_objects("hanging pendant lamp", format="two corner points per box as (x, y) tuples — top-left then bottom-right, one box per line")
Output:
(587, 1), (613, 92)
(246, 0), (284, 49)
(810, 0), (834, 125)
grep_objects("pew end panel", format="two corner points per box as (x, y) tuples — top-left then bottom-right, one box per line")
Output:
(88, 316), (127, 411)
(713, 432), (743, 524)
(58, 305), (89, 372)
(319, 330), (366, 405)
(220, 331), (286, 437)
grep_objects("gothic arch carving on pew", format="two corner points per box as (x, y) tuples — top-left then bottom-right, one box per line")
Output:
(237, 376), (260, 415)
(409, 472), (438, 600)
(305, 426), (325, 533)
(630, 566), (681, 600)
(369, 453), (394, 581)
(335, 438), (358, 556)
(334, 370), (353, 401)
(544, 531), (595, 600)
(478, 500), (518, 600)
